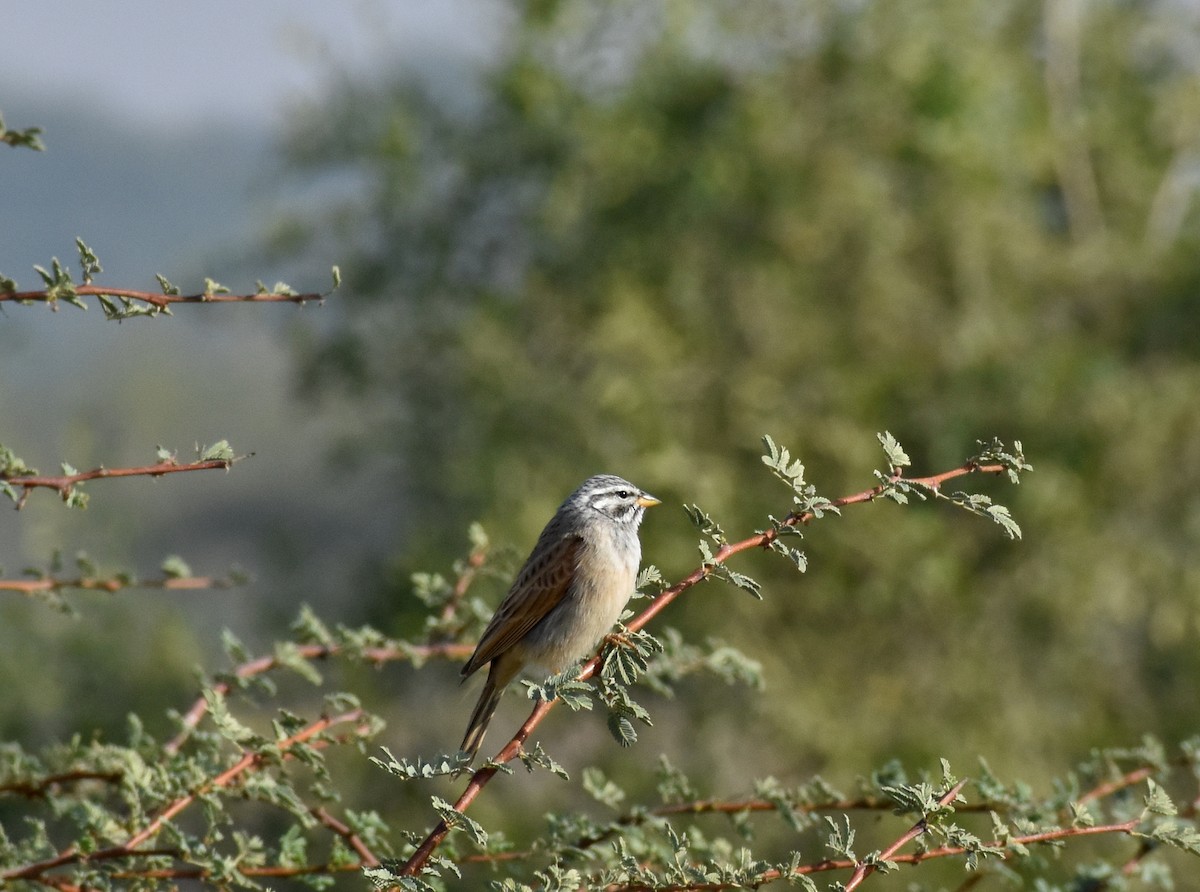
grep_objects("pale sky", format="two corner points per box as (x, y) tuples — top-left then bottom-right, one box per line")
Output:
(2, 1), (504, 127)
(0, 3), (510, 576)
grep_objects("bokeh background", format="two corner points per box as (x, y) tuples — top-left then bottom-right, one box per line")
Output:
(4, 0), (1200, 886)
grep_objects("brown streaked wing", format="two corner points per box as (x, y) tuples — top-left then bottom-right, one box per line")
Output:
(461, 534), (581, 677)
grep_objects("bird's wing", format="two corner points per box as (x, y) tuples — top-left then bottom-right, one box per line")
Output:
(461, 533), (581, 678)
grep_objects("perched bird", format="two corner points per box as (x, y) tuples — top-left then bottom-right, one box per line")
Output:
(459, 475), (660, 758)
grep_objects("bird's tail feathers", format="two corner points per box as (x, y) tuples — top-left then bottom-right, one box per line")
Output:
(460, 671), (504, 759)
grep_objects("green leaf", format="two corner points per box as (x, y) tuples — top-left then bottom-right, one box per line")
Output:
(761, 434), (808, 492)
(767, 538), (807, 572)
(0, 113), (45, 150)
(291, 604), (336, 647)
(601, 639), (649, 686)
(1147, 821), (1200, 856)
(1143, 777), (1177, 817)
(684, 503), (727, 545)
(524, 672), (594, 711)
(518, 742), (570, 780)
(655, 754), (697, 803)
(274, 641), (323, 685)
(331, 265), (342, 289)
(606, 712), (637, 747)
(946, 492), (1022, 540)
(971, 437), (1033, 483)
(713, 565), (763, 600)
(155, 272), (181, 295)
(823, 814), (857, 860)
(199, 440), (235, 462)
(877, 431), (911, 470)
(371, 746), (471, 780)
(222, 627), (251, 663)
(203, 688), (259, 744)
(74, 238), (102, 284)
(160, 555), (192, 579)
(635, 564), (668, 598)
(431, 796), (488, 847)
(582, 766), (627, 807)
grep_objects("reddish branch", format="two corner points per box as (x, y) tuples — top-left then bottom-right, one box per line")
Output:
(2, 457), (234, 509)
(1079, 765), (1156, 804)
(313, 806), (382, 868)
(600, 818), (1142, 891)
(397, 460), (1014, 878)
(0, 285), (324, 309)
(0, 574), (236, 597)
(0, 710), (370, 885)
(844, 779), (968, 891)
(439, 546), (490, 627)
(467, 761), (1170, 868)
(601, 770), (1153, 891)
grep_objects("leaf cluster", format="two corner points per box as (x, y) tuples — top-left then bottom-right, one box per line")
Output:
(0, 110), (44, 150)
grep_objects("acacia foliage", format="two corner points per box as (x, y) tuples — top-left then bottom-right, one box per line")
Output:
(3, 434), (1198, 890)
(279, 0), (1200, 788)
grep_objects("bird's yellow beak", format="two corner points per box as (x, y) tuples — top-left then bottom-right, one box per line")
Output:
(637, 493), (661, 508)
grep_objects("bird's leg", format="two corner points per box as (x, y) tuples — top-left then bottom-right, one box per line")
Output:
(601, 630), (635, 652)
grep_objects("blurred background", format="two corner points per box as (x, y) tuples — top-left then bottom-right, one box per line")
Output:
(4, 0), (1200, 885)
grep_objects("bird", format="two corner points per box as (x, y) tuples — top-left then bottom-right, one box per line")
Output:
(459, 474), (660, 759)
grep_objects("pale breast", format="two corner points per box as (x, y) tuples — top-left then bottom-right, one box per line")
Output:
(518, 524), (641, 675)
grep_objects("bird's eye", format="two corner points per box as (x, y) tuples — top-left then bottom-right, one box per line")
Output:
(616, 490), (631, 499)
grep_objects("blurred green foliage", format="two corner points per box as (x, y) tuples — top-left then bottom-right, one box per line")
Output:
(279, 0), (1200, 788)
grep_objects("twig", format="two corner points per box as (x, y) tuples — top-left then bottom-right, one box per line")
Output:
(396, 461), (1014, 878)
(313, 806), (382, 868)
(438, 546), (490, 628)
(0, 574), (238, 597)
(570, 792), (997, 853)
(844, 779), (968, 891)
(600, 817), (1143, 891)
(626, 460), (1009, 636)
(1079, 764), (1156, 804)
(0, 285), (325, 309)
(2, 457), (234, 509)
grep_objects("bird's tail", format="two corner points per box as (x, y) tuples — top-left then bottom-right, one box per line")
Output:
(460, 666), (505, 759)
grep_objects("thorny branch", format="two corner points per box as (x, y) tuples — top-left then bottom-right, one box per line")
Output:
(0, 573), (239, 598)
(456, 760), (1184, 869)
(0, 710), (373, 886)
(0, 284), (325, 309)
(397, 459), (1015, 878)
(844, 780), (968, 891)
(2, 456), (235, 509)
(599, 820), (1144, 891)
